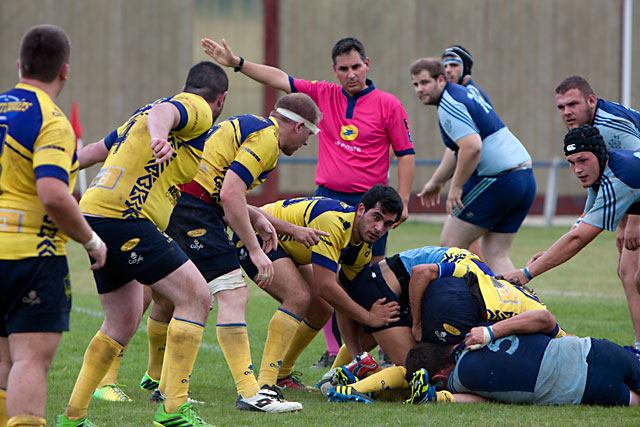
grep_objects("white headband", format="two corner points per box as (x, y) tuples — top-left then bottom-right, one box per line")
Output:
(276, 108), (320, 134)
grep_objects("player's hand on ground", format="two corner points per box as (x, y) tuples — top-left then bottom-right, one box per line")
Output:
(250, 250), (274, 288)
(499, 269), (529, 287)
(150, 138), (174, 163)
(446, 185), (464, 216)
(416, 181), (442, 208)
(367, 298), (400, 327)
(87, 240), (107, 270)
(292, 226), (329, 248)
(526, 251), (545, 266)
(201, 38), (236, 67)
(411, 323), (422, 342)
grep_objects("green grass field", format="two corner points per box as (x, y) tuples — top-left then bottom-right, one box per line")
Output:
(46, 221), (640, 425)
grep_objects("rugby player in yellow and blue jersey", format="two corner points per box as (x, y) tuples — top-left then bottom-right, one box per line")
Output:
(325, 246), (565, 404)
(234, 185), (404, 390)
(0, 25), (107, 427)
(145, 93), (324, 413)
(57, 62), (228, 427)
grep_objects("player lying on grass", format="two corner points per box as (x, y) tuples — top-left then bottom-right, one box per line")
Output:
(322, 246), (565, 403)
(404, 310), (640, 406)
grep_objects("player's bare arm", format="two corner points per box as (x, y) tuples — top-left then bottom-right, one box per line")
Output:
(249, 205), (329, 248)
(502, 221), (602, 285)
(147, 102), (180, 163)
(314, 265), (400, 327)
(408, 264), (439, 341)
(465, 310), (557, 350)
(447, 133), (482, 215)
(77, 138), (109, 169)
(201, 38), (291, 93)
(394, 154), (415, 227)
(221, 171), (274, 287)
(418, 149), (456, 207)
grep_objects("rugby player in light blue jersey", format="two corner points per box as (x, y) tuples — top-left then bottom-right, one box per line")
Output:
(409, 57), (535, 274)
(405, 309), (640, 406)
(555, 75), (640, 349)
(504, 125), (640, 297)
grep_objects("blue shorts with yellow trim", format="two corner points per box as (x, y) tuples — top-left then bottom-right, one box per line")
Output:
(420, 275), (484, 345)
(344, 263), (409, 333)
(456, 168), (535, 233)
(0, 256), (71, 336)
(314, 186), (388, 256)
(87, 216), (189, 293)
(165, 193), (239, 282)
(232, 232), (289, 281)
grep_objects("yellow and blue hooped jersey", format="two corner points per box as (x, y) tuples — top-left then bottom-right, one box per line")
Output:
(195, 114), (279, 206)
(80, 92), (212, 230)
(261, 197), (372, 280)
(0, 83), (78, 259)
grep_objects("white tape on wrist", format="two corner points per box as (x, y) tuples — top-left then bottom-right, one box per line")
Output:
(83, 231), (102, 251)
(468, 326), (493, 351)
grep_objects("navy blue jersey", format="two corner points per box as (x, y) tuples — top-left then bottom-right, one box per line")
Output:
(449, 334), (591, 404)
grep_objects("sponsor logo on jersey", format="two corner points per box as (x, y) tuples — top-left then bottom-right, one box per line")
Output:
(190, 239), (204, 250)
(187, 228), (207, 237)
(442, 323), (461, 336)
(340, 125), (359, 141)
(121, 238), (140, 251)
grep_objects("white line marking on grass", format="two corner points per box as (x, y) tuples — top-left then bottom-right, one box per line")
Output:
(71, 306), (222, 353)
(536, 289), (625, 300)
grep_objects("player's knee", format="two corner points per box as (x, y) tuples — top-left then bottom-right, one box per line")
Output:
(285, 285), (311, 313)
(215, 286), (249, 311)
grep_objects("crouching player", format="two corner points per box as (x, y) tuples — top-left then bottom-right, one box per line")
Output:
(405, 310), (640, 406)
(234, 185), (404, 391)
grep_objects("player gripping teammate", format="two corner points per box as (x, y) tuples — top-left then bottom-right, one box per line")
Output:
(142, 93), (326, 413)
(234, 185), (403, 390)
(57, 61), (227, 427)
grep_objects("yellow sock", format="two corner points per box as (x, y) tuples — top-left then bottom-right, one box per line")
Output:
(146, 317), (169, 381)
(159, 318), (204, 413)
(353, 366), (408, 393)
(97, 344), (127, 388)
(257, 309), (301, 386)
(437, 390), (455, 402)
(277, 319), (320, 380)
(330, 344), (352, 369)
(0, 388), (6, 427)
(65, 331), (122, 420)
(6, 415), (45, 427)
(217, 324), (260, 398)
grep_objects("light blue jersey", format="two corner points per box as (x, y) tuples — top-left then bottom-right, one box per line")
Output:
(582, 150), (640, 230)
(398, 246), (484, 276)
(438, 82), (531, 176)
